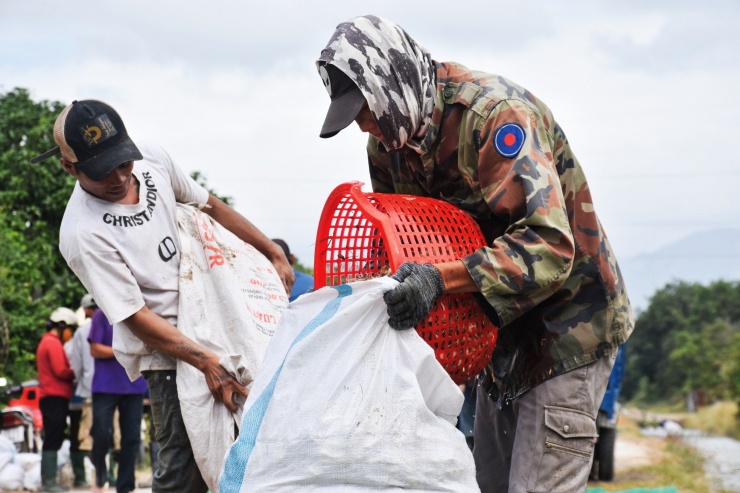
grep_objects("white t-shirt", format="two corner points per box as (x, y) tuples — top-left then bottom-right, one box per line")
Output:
(59, 142), (209, 379)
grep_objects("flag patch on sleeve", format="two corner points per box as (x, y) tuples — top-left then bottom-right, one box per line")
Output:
(493, 123), (525, 158)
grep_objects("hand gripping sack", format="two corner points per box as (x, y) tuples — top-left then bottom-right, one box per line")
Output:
(176, 204), (288, 492)
(219, 278), (479, 493)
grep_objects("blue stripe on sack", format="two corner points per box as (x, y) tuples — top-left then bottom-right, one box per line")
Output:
(219, 284), (353, 493)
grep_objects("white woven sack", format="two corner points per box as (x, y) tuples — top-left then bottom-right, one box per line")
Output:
(176, 204), (288, 492)
(0, 462), (23, 492)
(219, 277), (479, 493)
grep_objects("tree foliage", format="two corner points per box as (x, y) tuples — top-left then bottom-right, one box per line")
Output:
(0, 88), (82, 381)
(622, 280), (740, 408)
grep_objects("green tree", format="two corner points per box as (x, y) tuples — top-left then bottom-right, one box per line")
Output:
(0, 88), (82, 381)
(728, 332), (740, 408)
(623, 280), (740, 406)
(668, 320), (733, 402)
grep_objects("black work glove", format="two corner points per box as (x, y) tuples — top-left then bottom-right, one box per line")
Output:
(384, 262), (445, 330)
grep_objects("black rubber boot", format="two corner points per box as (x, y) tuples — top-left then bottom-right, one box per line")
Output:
(71, 450), (91, 488)
(40, 451), (70, 492)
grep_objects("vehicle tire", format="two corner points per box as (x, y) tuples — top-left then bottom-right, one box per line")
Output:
(589, 432), (601, 481)
(597, 426), (616, 481)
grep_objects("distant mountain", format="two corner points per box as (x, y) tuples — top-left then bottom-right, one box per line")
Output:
(618, 229), (740, 313)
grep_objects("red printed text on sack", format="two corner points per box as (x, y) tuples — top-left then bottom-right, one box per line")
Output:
(197, 216), (226, 269)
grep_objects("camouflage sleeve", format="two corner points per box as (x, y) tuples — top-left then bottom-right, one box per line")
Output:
(366, 136), (395, 193)
(461, 99), (575, 327)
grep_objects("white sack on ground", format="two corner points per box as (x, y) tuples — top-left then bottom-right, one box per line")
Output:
(219, 277), (479, 493)
(0, 435), (14, 471)
(0, 462), (23, 491)
(10, 453), (40, 472)
(176, 204), (288, 492)
(22, 461), (41, 492)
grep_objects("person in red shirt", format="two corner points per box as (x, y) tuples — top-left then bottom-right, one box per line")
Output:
(36, 307), (77, 492)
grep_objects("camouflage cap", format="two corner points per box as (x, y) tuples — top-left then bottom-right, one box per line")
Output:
(316, 15), (436, 152)
(319, 64), (367, 138)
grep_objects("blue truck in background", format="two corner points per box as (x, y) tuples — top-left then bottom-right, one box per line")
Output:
(590, 344), (628, 481)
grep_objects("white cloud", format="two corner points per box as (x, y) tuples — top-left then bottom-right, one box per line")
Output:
(1, 1), (738, 265)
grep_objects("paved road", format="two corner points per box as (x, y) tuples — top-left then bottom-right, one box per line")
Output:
(68, 477), (152, 492)
(682, 434), (740, 492)
(66, 469), (153, 492)
(69, 487), (151, 492)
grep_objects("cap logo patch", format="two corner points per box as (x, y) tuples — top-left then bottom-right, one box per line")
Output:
(319, 65), (332, 97)
(82, 125), (101, 146)
(79, 113), (118, 148)
(493, 123), (525, 158)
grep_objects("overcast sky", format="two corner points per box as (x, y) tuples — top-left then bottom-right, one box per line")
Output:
(2, 0), (738, 268)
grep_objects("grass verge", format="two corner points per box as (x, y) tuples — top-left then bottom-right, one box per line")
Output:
(588, 438), (714, 492)
(682, 401), (740, 439)
(586, 406), (733, 493)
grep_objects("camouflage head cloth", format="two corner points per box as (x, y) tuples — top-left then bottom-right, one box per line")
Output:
(317, 15), (436, 152)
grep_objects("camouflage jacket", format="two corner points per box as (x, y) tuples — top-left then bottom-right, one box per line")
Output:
(367, 61), (634, 405)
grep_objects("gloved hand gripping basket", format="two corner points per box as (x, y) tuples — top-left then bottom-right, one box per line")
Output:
(314, 181), (499, 384)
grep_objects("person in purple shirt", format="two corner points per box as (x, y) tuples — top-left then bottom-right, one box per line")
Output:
(88, 309), (147, 493)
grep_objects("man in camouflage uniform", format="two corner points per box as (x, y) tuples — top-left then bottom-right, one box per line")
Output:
(316, 15), (634, 493)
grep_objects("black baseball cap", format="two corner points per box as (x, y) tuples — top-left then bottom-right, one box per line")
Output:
(31, 99), (143, 181)
(318, 64), (366, 138)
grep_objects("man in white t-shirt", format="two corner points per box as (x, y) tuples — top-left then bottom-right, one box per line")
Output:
(32, 99), (294, 493)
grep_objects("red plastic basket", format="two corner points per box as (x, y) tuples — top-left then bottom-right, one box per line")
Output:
(314, 182), (498, 384)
